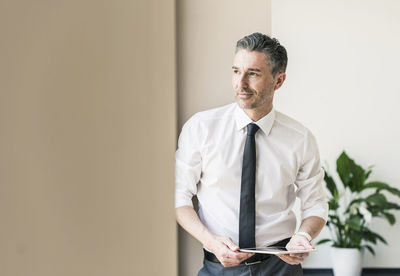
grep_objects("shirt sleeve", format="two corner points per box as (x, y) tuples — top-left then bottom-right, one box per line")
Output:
(175, 115), (202, 208)
(295, 129), (329, 221)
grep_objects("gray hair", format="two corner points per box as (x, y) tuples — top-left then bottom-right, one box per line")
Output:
(235, 32), (288, 76)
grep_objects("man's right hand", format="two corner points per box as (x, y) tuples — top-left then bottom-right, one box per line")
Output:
(175, 206), (253, 267)
(206, 236), (254, 267)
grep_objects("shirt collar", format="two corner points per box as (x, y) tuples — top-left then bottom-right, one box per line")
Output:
(234, 103), (276, 136)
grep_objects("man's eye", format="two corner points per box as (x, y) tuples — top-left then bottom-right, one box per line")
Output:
(249, 72), (258, 76)
(233, 70), (239, 74)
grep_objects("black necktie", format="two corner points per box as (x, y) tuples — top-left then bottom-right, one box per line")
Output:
(239, 123), (260, 249)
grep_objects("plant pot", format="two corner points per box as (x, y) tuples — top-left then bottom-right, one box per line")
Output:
(331, 247), (362, 276)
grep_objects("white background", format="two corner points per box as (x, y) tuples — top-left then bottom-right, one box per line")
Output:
(272, 0), (400, 268)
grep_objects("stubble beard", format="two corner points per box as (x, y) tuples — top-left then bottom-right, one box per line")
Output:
(236, 88), (271, 110)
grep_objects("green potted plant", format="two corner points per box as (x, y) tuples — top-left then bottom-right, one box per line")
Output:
(317, 151), (400, 276)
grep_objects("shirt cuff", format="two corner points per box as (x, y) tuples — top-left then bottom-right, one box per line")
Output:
(175, 189), (194, 208)
(301, 201), (328, 221)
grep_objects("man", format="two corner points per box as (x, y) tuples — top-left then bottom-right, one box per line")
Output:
(175, 32), (328, 275)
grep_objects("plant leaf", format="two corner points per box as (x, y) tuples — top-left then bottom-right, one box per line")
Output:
(372, 231), (387, 244)
(363, 245), (375, 256)
(336, 152), (352, 188)
(365, 168), (373, 181)
(324, 169), (339, 199)
(362, 231), (377, 244)
(347, 216), (362, 231)
(362, 181), (400, 197)
(316, 239), (332, 245)
(385, 202), (400, 210)
(363, 229), (387, 245)
(350, 164), (366, 192)
(336, 151), (366, 192)
(382, 212), (396, 225)
(366, 193), (387, 206)
(329, 198), (339, 210)
(345, 198), (363, 213)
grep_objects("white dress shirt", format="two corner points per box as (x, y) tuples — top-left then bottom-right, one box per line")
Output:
(175, 103), (328, 247)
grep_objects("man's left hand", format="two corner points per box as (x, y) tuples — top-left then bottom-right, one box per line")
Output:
(277, 234), (313, 265)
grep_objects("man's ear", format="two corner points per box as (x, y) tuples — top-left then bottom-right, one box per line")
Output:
(274, 73), (286, 90)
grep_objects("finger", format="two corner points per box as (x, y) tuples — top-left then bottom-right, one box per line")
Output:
(219, 253), (237, 267)
(278, 255), (297, 265)
(224, 238), (239, 251)
(278, 255), (288, 262)
(300, 239), (314, 250)
(222, 249), (249, 262)
(287, 243), (306, 250)
(289, 253), (300, 258)
(282, 257), (301, 265)
(221, 256), (243, 267)
(286, 255), (304, 263)
(279, 254), (294, 262)
(289, 253), (304, 257)
(303, 243), (314, 250)
(235, 252), (254, 262)
(296, 238), (314, 250)
(221, 250), (237, 260)
(289, 252), (309, 258)
(236, 251), (254, 258)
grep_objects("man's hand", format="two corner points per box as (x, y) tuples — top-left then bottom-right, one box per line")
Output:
(206, 236), (254, 267)
(277, 234), (313, 265)
(175, 206), (254, 267)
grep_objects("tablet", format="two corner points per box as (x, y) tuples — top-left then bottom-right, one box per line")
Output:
(239, 246), (316, 255)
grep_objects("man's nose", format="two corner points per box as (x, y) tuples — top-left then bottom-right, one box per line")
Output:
(239, 75), (248, 89)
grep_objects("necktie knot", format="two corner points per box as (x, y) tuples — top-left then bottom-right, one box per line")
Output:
(247, 123), (260, 136)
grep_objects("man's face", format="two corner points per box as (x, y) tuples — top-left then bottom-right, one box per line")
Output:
(232, 49), (285, 111)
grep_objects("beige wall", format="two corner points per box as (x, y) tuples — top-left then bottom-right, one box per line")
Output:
(0, 1), (177, 276)
(177, 1), (271, 275)
(177, 0), (271, 127)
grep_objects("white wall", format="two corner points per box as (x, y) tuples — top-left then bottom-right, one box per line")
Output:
(272, 0), (400, 268)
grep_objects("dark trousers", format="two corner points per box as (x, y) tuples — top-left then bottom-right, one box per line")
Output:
(198, 255), (302, 276)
